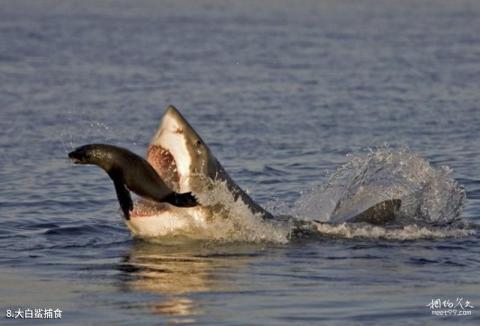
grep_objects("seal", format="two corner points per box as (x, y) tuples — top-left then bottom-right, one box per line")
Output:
(68, 144), (197, 220)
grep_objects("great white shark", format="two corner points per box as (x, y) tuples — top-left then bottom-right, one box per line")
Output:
(126, 106), (276, 237)
(70, 105), (401, 238)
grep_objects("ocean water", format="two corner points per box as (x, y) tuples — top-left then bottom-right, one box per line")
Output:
(1, 0), (480, 325)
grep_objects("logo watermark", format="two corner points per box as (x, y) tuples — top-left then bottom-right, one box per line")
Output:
(5, 308), (62, 320)
(427, 298), (474, 316)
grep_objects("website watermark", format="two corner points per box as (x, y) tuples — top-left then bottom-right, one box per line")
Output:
(427, 298), (474, 317)
(5, 308), (62, 320)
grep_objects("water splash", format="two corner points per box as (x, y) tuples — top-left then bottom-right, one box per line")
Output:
(134, 147), (472, 242)
(293, 146), (466, 226)
(130, 176), (292, 243)
(192, 177), (292, 243)
(60, 108), (115, 155)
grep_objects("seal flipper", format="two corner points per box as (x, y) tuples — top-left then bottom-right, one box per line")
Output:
(107, 168), (134, 220)
(348, 199), (401, 225)
(163, 192), (198, 207)
(112, 179), (133, 220)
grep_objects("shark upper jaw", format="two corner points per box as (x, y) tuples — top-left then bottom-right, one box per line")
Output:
(146, 105), (215, 194)
(128, 106), (211, 229)
(147, 106), (195, 193)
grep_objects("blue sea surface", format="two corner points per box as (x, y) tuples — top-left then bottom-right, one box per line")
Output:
(0, 0), (479, 325)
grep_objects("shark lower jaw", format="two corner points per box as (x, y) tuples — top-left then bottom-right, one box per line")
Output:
(127, 204), (209, 237)
(128, 179), (211, 235)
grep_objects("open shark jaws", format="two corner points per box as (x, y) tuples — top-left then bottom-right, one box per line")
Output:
(126, 106), (275, 237)
(126, 106), (401, 239)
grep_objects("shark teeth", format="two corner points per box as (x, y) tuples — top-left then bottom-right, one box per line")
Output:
(146, 145), (180, 192)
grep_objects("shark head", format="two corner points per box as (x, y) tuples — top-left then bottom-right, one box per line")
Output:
(127, 106), (220, 237)
(127, 105), (273, 238)
(146, 105), (220, 194)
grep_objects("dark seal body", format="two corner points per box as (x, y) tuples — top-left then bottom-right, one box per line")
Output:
(68, 144), (197, 219)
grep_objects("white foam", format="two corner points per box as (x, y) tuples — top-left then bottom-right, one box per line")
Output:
(312, 222), (476, 240)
